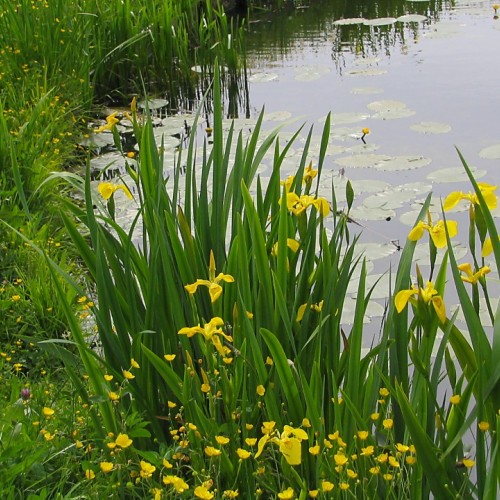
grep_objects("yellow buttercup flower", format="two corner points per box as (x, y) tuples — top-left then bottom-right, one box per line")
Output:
(334, 453), (348, 466)
(97, 181), (133, 200)
(163, 475), (189, 492)
(178, 317), (233, 356)
(457, 263), (490, 284)
(100, 461), (113, 473)
(450, 394), (461, 405)
(444, 182), (497, 211)
(185, 250), (234, 302)
(395, 280), (447, 323)
(140, 460), (156, 478)
(277, 487), (295, 499)
(322, 481), (334, 492)
(236, 448), (251, 459)
(407, 212), (457, 248)
(194, 485), (214, 499)
(114, 433), (133, 448)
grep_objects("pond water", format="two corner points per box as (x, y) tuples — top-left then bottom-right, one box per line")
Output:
(88, 0), (500, 331)
(241, 0), (500, 322)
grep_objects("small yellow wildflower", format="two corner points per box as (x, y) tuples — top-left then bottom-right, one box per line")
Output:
(309, 490), (319, 498)
(223, 490), (239, 498)
(322, 481), (334, 492)
(277, 487), (295, 499)
(383, 419), (394, 430)
(215, 435), (230, 445)
(140, 460), (156, 478)
(334, 453), (348, 466)
(204, 446), (222, 457)
(43, 407), (55, 418)
(462, 458), (475, 468)
(130, 358), (140, 368)
(108, 391), (120, 401)
(100, 461), (114, 473)
(309, 444), (321, 455)
(450, 394), (461, 405)
(123, 370), (135, 380)
(194, 485), (214, 499)
(237, 448), (251, 459)
(114, 433), (133, 448)
(164, 354), (176, 361)
(339, 482), (350, 490)
(163, 475), (189, 493)
(256, 385), (266, 396)
(84, 469), (95, 480)
(357, 430), (369, 440)
(361, 445), (375, 456)
(478, 421), (490, 431)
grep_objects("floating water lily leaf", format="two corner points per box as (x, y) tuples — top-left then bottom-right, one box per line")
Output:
(341, 297), (385, 324)
(367, 99), (407, 111)
(352, 57), (382, 66)
(413, 241), (468, 264)
(330, 126), (365, 141)
(294, 65), (331, 82)
(354, 242), (400, 261)
(399, 207), (442, 226)
(410, 121), (451, 134)
(249, 72), (279, 83)
(335, 153), (392, 168)
(345, 143), (380, 154)
(451, 297), (498, 328)
(479, 144), (500, 159)
(333, 18), (366, 25)
(368, 100), (416, 120)
(349, 205), (396, 220)
(373, 155), (431, 171)
(363, 192), (406, 210)
(138, 98), (169, 110)
(330, 112), (370, 125)
(364, 17), (397, 26)
(81, 132), (115, 149)
(348, 272), (392, 299)
(350, 87), (384, 95)
(396, 14), (428, 22)
(264, 111), (293, 121)
(426, 166), (486, 183)
(351, 179), (391, 193)
(347, 68), (388, 76)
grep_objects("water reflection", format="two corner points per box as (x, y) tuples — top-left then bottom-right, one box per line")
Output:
(245, 0), (448, 65)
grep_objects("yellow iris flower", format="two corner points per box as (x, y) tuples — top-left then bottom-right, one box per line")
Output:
(457, 263), (490, 284)
(284, 193), (330, 218)
(254, 423), (309, 466)
(395, 281), (446, 323)
(184, 250), (234, 303)
(443, 182), (497, 211)
(407, 213), (457, 248)
(97, 181), (133, 200)
(178, 317), (233, 356)
(94, 112), (120, 133)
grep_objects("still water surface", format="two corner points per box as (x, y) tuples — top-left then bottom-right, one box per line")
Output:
(240, 0), (500, 325)
(242, 4), (498, 232)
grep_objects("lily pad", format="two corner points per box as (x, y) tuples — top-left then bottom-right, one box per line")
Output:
(410, 121), (452, 134)
(347, 68), (388, 76)
(341, 297), (385, 324)
(249, 72), (279, 83)
(396, 14), (428, 22)
(479, 144), (500, 159)
(413, 241), (468, 264)
(330, 112), (370, 125)
(354, 242), (400, 261)
(350, 87), (384, 95)
(294, 65), (331, 82)
(333, 18), (366, 25)
(138, 98), (169, 110)
(373, 155), (431, 171)
(335, 153), (392, 168)
(426, 166), (486, 183)
(349, 205), (396, 221)
(351, 179), (392, 193)
(264, 111), (293, 121)
(367, 100), (407, 112)
(364, 17), (397, 26)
